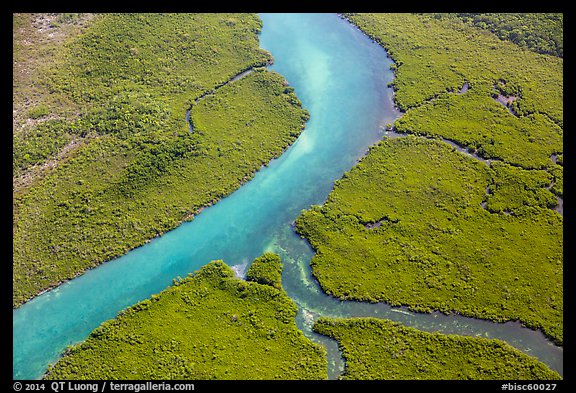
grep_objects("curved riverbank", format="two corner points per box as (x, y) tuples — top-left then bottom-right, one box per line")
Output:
(12, 13), (401, 380)
(296, 13), (563, 348)
(44, 257), (328, 380)
(274, 221), (563, 379)
(185, 61), (273, 133)
(13, 13), (563, 381)
(315, 317), (560, 380)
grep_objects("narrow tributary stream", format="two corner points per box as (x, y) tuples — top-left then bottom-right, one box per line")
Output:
(13, 13), (562, 380)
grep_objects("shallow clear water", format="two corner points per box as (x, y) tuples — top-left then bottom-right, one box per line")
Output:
(13, 13), (562, 380)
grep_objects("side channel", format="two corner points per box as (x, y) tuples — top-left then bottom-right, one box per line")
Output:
(13, 13), (562, 380)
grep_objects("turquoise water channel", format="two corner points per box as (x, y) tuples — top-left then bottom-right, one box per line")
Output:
(13, 13), (562, 380)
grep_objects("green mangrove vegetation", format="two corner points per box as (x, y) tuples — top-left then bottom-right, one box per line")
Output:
(393, 94), (562, 170)
(447, 13), (563, 58)
(245, 252), (284, 290)
(345, 13), (563, 128)
(45, 257), (327, 379)
(13, 14), (95, 139)
(296, 13), (562, 344)
(13, 14), (309, 307)
(14, 13), (271, 177)
(314, 318), (561, 380)
(296, 137), (563, 343)
(486, 162), (558, 214)
(15, 13), (564, 381)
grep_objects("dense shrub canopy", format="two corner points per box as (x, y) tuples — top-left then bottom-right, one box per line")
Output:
(45, 258), (327, 379)
(314, 317), (560, 380)
(297, 13), (562, 344)
(13, 14), (308, 307)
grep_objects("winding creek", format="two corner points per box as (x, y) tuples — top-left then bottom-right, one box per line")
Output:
(185, 65), (263, 133)
(13, 13), (562, 380)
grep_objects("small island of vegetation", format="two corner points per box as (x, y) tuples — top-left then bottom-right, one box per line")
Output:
(314, 317), (560, 380)
(13, 13), (309, 307)
(297, 13), (562, 344)
(14, 12), (563, 381)
(44, 254), (327, 379)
